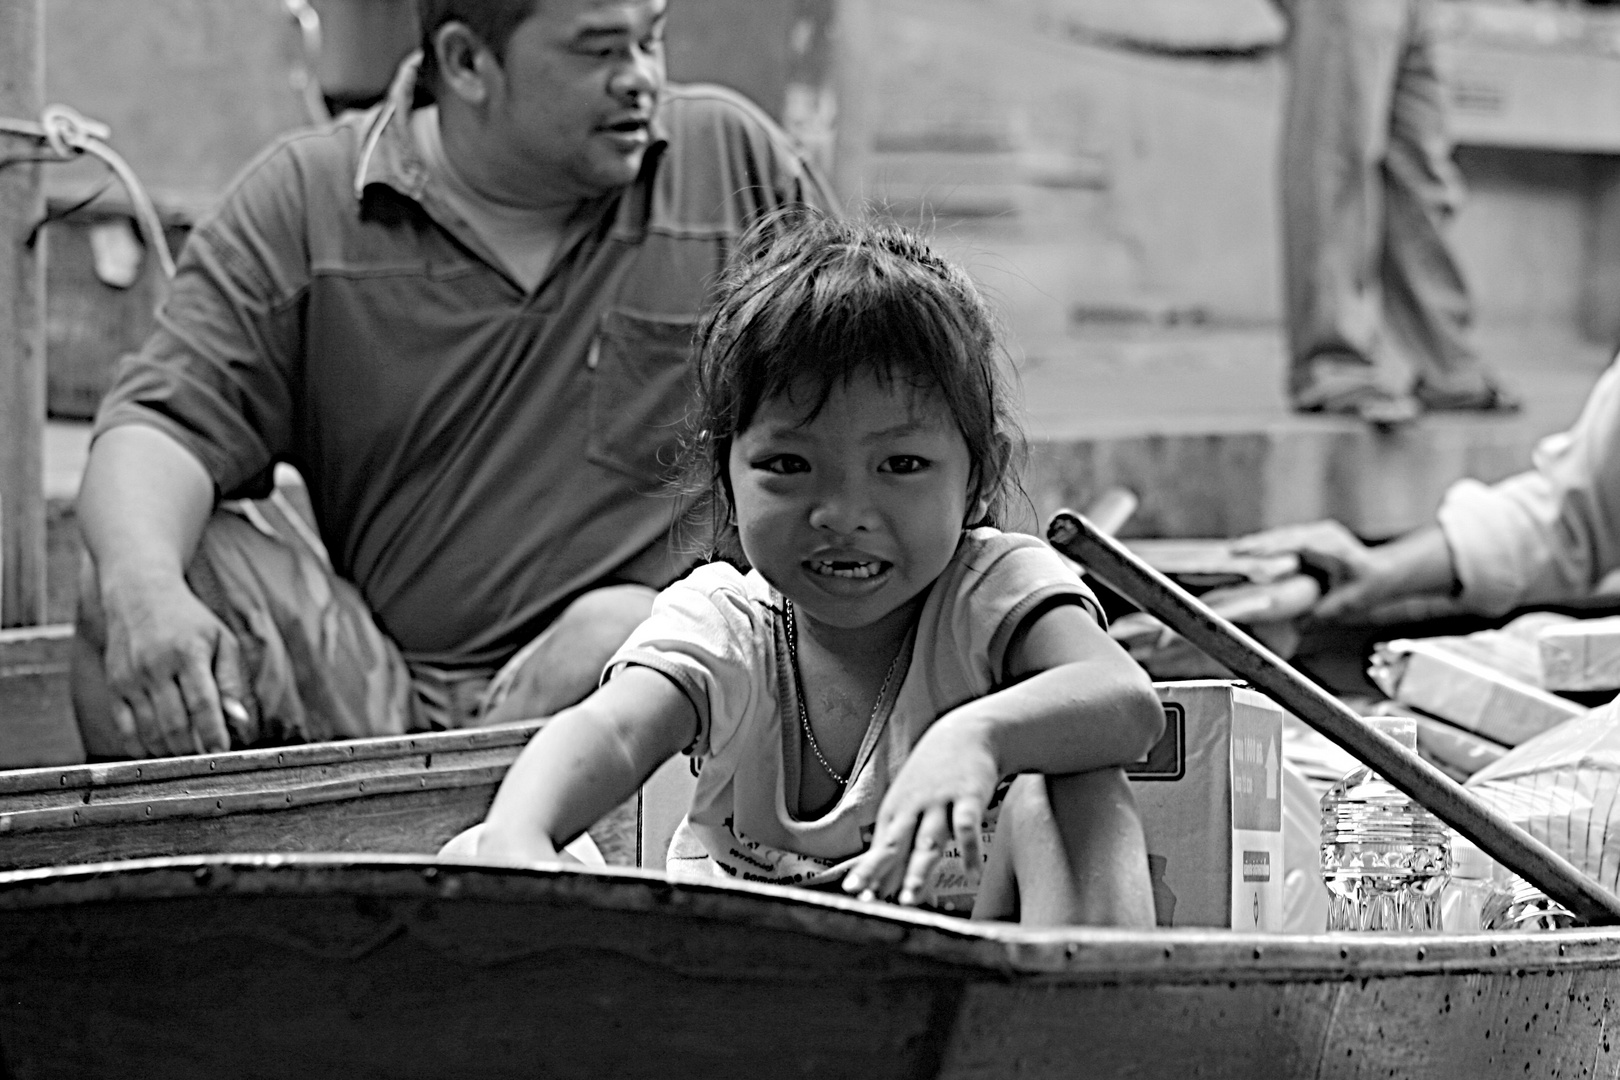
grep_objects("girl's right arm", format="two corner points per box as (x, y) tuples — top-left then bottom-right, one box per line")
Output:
(475, 665), (699, 865)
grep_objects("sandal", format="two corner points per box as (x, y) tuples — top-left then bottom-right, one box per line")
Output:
(1413, 378), (1522, 414)
(1293, 385), (1422, 427)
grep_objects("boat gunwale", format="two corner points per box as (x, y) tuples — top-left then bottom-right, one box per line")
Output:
(0, 853), (1614, 985)
(0, 721), (544, 797)
(0, 760), (512, 836)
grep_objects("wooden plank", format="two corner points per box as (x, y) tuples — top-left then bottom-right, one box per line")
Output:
(0, 622), (78, 768)
(0, 721), (643, 867)
(0, 0), (46, 627)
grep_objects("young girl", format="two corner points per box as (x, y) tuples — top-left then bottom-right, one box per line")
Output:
(460, 212), (1164, 926)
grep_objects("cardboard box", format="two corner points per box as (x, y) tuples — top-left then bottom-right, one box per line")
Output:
(1130, 681), (1285, 931)
(1538, 616), (1620, 692)
(636, 680), (1287, 933)
(637, 754), (699, 870)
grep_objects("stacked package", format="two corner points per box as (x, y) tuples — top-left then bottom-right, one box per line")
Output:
(1537, 616), (1620, 692)
(1464, 699), (1620, 898)
(1370, 613), (1589, 782)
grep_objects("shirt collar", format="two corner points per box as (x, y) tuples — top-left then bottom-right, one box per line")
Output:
(353, 52), (432, 202)
(354, 51), (670, 244)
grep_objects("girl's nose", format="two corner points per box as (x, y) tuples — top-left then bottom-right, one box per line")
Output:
(807, 485), (873, 534)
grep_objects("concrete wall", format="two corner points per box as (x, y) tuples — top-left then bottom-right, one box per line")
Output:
(36, 0), (1619, 349)
(836, 0), (1286, 342)
(43, 0), (314, 216)
(833, 0), (1620, 352)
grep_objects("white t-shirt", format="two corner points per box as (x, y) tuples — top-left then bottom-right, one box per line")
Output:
(609, 527), (1101, 911)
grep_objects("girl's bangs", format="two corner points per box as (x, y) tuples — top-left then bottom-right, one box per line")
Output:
(740, 284), (974, 427)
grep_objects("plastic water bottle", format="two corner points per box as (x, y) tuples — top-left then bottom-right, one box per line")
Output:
(1482, 875), (1576, 932)
(1440, 833), (1511, 933)
(1320, 716), (1451, 932)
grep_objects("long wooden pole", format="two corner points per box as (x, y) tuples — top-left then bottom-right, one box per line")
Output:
(1047, 509), (1620, 927)
(0, 0), (45, 628)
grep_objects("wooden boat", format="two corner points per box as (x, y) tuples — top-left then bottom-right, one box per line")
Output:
(0, 511), (1617, 1077)
(0, 851), (1615, 1078)
(0, 719), (654, 867)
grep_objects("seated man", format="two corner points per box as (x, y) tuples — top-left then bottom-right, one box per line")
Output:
(73, 0), (833, 758)
(1237, 357), (1620, 623)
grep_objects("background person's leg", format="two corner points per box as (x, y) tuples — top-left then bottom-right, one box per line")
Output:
(1282, 0), (1411, 410)
(1381, 0), (1516, 411)
(477, 583), (658, 725)
(72, 507), (414, 756)
(980, 770), (1155, 928)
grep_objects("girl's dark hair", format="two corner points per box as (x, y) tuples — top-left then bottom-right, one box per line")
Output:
(682, 208), (1026, 561)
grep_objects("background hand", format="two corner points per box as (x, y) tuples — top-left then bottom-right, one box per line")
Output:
(100, 575), (242, 757)
(1233, 519), (1386, 622)
(843, 716), (998, 906)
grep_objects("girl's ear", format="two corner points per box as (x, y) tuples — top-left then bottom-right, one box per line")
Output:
(961, 470), (992, 528)
(964, 434), (1010, 527)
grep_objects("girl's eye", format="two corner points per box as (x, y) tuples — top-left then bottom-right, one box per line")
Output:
(755, 455), (809, 475)
(882, 455), (930, 475)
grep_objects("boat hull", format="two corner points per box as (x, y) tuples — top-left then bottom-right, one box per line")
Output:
(0, 855), (1613, 1079)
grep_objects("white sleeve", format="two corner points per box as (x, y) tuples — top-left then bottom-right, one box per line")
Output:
(1438, 358), (1620, 616)
(948, 531), (1103, 684)
(605, 564), (765, 759)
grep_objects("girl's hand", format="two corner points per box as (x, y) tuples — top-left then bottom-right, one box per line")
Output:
(843, 716), (998, 906)
(471, 823), (563, 867)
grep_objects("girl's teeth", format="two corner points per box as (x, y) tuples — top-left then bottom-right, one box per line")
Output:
(814, 560), (881, 579)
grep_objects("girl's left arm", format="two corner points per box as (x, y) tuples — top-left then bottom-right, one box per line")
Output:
(844, 599), (1162, 904)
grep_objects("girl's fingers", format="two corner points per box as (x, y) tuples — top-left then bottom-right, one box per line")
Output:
(951, 797), (985, 888)
(846, 806), (922, 900)
(898, 805), (952, 906)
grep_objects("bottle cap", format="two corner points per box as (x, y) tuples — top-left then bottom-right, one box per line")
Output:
(1450, 832), (1496, 880)
(1366, 714), (1418, 751)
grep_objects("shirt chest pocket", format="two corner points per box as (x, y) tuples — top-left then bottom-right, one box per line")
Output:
(586, 309), (701, 489)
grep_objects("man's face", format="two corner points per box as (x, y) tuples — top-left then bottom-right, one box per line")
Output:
(488, 0), (667, 200)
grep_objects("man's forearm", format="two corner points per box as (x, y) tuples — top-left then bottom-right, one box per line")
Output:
(1365, 525), (1459, 604)
(78, 424), (216, 586)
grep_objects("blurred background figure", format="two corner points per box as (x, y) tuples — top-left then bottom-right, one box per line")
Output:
(1279, 0), (1519, 424)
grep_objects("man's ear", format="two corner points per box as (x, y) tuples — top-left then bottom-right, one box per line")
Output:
(434, 22), (497, 106)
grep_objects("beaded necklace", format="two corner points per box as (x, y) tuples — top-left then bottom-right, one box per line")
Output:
(783, 598), (905, 788)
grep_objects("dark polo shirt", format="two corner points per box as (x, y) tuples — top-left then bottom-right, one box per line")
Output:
(95, 63), (835, 670)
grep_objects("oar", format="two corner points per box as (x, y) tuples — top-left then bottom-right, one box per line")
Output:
(1047, 509), (1620, 927)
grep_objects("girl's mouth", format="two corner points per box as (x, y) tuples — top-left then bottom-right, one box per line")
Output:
(806, 559), (891, 580)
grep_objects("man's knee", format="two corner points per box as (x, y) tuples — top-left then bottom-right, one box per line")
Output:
(555, 584), (657, 638)
(478, 584), (658, 724)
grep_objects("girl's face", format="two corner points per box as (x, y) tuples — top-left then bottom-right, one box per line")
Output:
(728, 370), (980, 637)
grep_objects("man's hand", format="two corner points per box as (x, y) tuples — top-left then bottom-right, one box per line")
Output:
(843, 715), (999, 907)
(99, 572), (242, 757)
(1233, 520), (1458, 623)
